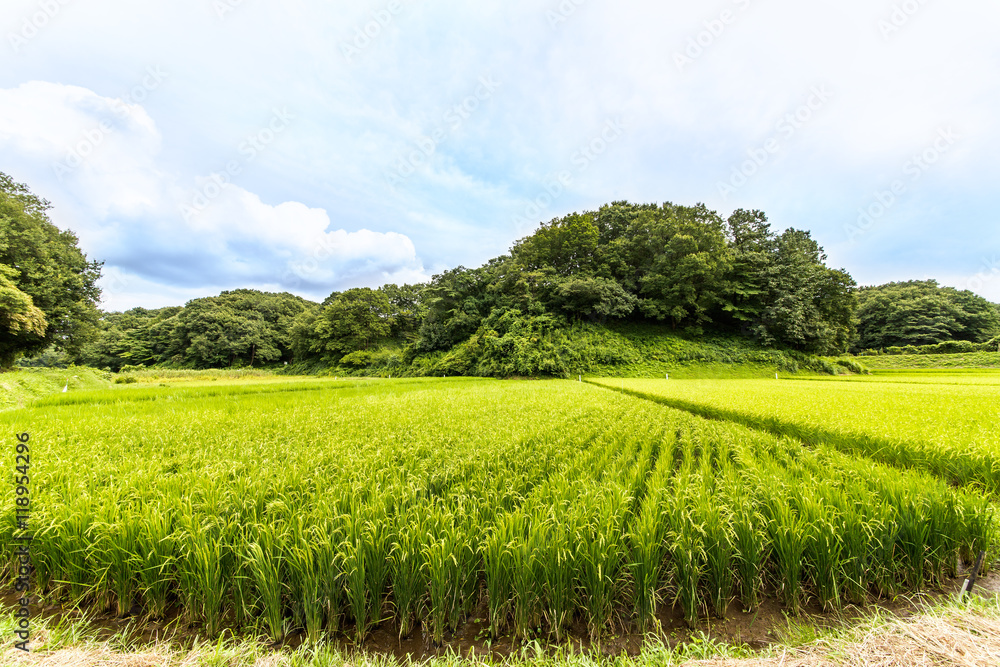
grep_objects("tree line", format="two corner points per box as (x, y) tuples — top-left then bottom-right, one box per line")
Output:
(3, 173), (998, 372)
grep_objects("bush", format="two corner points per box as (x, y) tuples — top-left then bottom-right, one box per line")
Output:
(833, 358), (870, 374)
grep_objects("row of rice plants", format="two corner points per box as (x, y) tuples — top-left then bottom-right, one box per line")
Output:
(594, 378), (1000, 493)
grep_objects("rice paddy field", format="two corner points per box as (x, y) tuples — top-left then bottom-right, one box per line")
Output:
(593, 371), (1000, 494)
(2, 373), (997, 655)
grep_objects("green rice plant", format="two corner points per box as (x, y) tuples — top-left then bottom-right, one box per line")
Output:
(342, 516), (373, 641)
(134, 505), (175, 620)
(922, 487), (958, 585)
(577, 488), (628, 638)
(534, 508), (577, 642)
(957, 491), (996, 569)
(4, 375), (996, 644)
(700, 497), (734, 619)
(765, 494), (807, 615)
(482, 511), (517, 638)
(90, 506), (141, 617)
(667, 488), (705, 629)
(246, 524), (287, 642)
(868, 505), (902, 598)
(422, 510), (465, 645)
(730, 503), (767, 612)
(509, 511), (541, 641)
(627, 469), (672, 633)
(798, 490), (841, 612)
(58, 498), (100, 605)
(390, 508), (427, 639)
(596, 377), (1000, 493)
(286, 519), (324, 645)
(830, 492), (870, 605)
(185, 520), (226, 636)
(889, 490), (930, 591)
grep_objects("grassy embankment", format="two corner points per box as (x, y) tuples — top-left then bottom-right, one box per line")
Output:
(0, 367), (111, 410)
(858, 351), (1000, 369)
(302, 324), (855, 379)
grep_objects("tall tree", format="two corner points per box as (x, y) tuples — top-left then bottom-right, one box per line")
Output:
(634, 204), (732, 332)
(310, 287), (393, 361)
(0, 172), (102, 362)
(723, 208), (775, 331)
(753, 229), (855, 355)
(0, 265), (48, 368)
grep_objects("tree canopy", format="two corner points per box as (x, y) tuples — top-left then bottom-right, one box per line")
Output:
(406, 202), (856, 356)
(854, 280), (1000, 350)
(81, 290), (314, 370)
(0, 172), (102, 367)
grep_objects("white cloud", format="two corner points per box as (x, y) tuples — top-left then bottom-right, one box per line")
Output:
(0, 80), (428, 307)
(1, 1), (998, 307)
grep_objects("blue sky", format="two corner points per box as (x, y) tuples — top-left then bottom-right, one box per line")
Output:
(1, 0), (998, 310)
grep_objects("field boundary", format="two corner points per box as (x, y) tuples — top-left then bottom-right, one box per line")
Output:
(4, 597), (1000, 666)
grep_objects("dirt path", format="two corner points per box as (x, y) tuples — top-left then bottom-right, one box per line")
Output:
(5, 605), (1000, 667)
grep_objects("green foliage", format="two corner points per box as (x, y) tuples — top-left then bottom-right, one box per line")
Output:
(78, 306), (181, 371)
(551, 276), (637, 322)
(313, 288), (392, 358)
(405, 201), (858, 362)
(0, 264), (47, 368)
(634, 204), (730, 331)
(293, 287), (421, 364)
(0, 172), (102, 364)
(854, 280), (1000, 350)
(322, 322), (845, 380)
(747, 229), (856, 355)
(172, 290), (311, 368)
(81, 291), (311, 370)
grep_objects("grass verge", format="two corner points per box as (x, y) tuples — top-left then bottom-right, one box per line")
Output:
(2, 595), (998, 666)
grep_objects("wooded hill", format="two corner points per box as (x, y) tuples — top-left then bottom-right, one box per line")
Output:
(4, 174), (998, 377)
(75, 201), (863, 376)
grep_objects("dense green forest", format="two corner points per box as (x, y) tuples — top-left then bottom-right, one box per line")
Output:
(3, 172), (998, 376)
(853, 280), (1000, 351)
